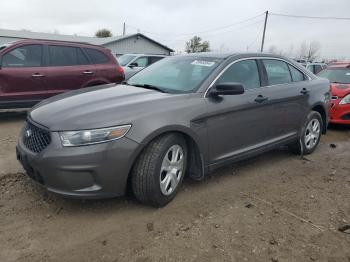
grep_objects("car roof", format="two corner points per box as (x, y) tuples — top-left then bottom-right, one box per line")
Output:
(177, 52), (296, 60)
(6, 39), (106, 50)
(122, 53), (167, 57)
(328, 61), (350, 68)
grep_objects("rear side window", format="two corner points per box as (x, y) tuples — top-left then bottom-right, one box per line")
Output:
(49, 46), (89, 66)
(84, 48), (109, 64)
(288, 65), (305, 82)
(263, 59), (292, 85)
(217, 59), (260, 90)
(314, 65), (323, 74)
(2, 45), (43, 67)
(149, 56), (164, 65)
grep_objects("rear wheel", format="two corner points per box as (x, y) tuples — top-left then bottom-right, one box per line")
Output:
(289, 111), (322, 155)
(131, 133), (187, 207)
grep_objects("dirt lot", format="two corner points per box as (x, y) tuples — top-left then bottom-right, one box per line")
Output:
(0, 112), (349, 262)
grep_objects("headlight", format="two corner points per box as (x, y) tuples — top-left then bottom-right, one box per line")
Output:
(339, 94), (350, 105)
(59, 125), (131, 147)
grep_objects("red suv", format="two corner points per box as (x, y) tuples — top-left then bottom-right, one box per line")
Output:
(0, 40), (124, 109)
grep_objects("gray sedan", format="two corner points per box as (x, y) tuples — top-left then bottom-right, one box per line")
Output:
(16, 53), (330, 207)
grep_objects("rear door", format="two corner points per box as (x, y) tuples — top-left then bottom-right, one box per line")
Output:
(0, 44), (47, 103)
(45, 45), (95, 96)
(260, 59), (309, 139)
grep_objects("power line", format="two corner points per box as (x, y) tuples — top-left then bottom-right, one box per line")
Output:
(126, 12), (265, 38)
(270, 12), (350, 21)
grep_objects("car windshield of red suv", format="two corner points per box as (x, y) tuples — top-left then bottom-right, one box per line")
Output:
(318, 68), (350, 84)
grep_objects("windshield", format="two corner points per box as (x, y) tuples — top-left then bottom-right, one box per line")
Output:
(318, 68), (350, 84)
(118, 54), (137, 66)
(127, 56), (222, 94)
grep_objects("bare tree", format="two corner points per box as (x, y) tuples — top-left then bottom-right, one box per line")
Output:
(297, 41), (321, 62)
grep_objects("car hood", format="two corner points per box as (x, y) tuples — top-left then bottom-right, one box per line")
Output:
(30, 84), (187, 131)
(331, 83), (350, 98)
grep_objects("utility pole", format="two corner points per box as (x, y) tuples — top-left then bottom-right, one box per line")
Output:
(260, 10), (269, 52)
(123, 22), (126, 36)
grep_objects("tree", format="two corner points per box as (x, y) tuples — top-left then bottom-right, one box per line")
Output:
(297, 41), (321, 62)
(95, 29), (112, 38)
(185, 36), (210, 53)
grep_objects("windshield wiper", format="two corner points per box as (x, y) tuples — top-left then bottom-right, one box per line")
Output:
(129, 84), (168, 93)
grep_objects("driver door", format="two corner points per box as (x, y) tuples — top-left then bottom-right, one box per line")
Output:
(205, 59), (276, 165)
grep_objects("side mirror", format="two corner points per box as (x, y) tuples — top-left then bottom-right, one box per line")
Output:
(210, 82), (245, 96)
(128, 62), (138, 68)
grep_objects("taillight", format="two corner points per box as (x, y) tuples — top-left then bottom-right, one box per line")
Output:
(116, 66), (124, 75)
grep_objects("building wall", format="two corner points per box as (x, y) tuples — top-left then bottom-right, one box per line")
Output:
(104, 36), (170, 56)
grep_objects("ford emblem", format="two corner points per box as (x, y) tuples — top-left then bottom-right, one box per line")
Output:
(25, 130), (32, 138)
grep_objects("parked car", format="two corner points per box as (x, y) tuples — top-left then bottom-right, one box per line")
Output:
(304, 62), (327, 75)
(0, 40), (124, 109)
(118, 53), (166, 79)
(318, 62), (350, 124)
(16, 53), (330, 207)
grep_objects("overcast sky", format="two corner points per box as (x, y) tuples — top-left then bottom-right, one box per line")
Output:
(1, 0), (350, 59)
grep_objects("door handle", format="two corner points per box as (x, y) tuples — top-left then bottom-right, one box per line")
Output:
(83, 71), (94, 75)
(31, 73), (44, 77)
(254, 95), (268, 103)
(300, 88), (309, 95)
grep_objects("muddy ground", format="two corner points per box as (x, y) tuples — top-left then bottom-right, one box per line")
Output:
(0, 112), (349, 262)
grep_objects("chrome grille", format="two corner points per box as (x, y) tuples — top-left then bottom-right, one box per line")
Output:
(22, 121), (51, 153)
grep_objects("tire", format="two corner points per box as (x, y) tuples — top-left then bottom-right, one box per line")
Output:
(289, 111), (323, 155)
(131, 133), (187, 207)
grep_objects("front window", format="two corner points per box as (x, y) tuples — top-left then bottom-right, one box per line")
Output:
(1, 44), (43, 68)
(127, 56), (222, 94)
(216, 60), (260, 90)
(118, 54), (137, 66)
(318, 68), (350, 84)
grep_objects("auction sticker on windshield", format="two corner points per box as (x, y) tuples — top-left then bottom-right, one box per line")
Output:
(191, 60), (216, 67)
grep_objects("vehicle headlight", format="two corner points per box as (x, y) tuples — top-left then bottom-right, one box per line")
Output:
(59, 125), (131, 147)
(339, 94), (350, 105)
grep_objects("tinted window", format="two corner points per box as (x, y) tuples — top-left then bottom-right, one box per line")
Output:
(289, 65), (305, 82)
(49, 46), (89, 66)
(2, 45), (42, 67)
(133, 57), (148, 67)
(84, 48), (109, 64)
(149, 56), (164, 64)
(217, 60), (260, 90)
(314, 65), (323, 74)
(263, 60), (292, 85)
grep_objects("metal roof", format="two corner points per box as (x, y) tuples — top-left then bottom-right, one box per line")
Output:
(0, 29), (174, 52)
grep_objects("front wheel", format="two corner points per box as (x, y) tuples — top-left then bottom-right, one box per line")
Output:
(131, 133), (187, 207)
(289, 111), (323, 155)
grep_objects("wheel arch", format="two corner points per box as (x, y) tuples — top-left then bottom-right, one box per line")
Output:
(127, 126), (207, 185)
(311, 103), (328, 134)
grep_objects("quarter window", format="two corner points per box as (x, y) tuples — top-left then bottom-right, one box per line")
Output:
(217, 60), (261, 90)
(2, 45), (43, 68)
(288, 65), (305, 82)
(49, 46), (89, 66)
(263, 60), (292, 85)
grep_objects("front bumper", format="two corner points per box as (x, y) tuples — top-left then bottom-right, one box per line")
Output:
(16, 130), (139, 199)
(330, 98), (350, 125)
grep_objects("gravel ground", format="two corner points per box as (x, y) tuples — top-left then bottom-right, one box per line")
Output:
(0, 112), (349, 262)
